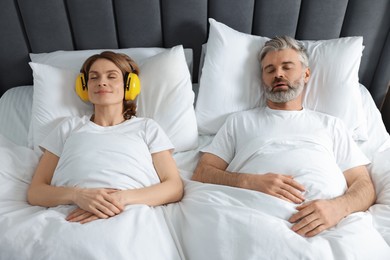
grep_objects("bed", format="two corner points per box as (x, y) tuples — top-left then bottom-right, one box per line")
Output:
(1, 0), (390, 259)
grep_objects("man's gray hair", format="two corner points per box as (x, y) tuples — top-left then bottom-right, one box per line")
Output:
(259, 36), (309, 69)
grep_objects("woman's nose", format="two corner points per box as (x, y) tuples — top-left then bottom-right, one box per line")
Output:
(97, 79), (107, 86)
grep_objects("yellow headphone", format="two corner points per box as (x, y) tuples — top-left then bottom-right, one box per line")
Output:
(75, 70), (141, 102)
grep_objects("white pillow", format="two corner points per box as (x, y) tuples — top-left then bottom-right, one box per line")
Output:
(137, 46), (198, 152)
(29, 47), (191, 148)
(357, 84), (390, 159)
(30, 47), (193, 77)
(195, 18), (367, 141)
(29, 45), (198, 153)
(302, 39), (367, 141)
(195, 20), (268, 134)
(29, 64), (93, 152)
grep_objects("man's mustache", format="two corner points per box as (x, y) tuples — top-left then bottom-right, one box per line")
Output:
(272, 77), (291, 87)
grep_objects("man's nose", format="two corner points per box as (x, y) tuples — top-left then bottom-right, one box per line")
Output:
(275, 67), (284, 78)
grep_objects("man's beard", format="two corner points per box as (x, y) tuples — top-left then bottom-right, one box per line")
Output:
(263, 76), (305, 103)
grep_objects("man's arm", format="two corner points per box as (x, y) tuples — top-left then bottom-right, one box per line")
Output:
(192, 152), (240, 187)
(339, 165), (376, 212)
(289, 165), (376, 237)
(192, 152), (306, 203)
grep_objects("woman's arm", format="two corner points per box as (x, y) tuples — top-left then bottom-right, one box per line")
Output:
(67, 150), (183, 224)
(113, 150), (184, 207)
(68, 150), (183, 224)
(28, 150), (122, 218)
(28, 150), (74, 206)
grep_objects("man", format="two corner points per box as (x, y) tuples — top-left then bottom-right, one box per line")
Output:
(192, 36), (376, 237)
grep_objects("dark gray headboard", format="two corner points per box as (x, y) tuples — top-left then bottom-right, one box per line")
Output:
(1, 0), (389, 127)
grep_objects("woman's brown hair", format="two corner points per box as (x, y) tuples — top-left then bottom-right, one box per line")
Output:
(80, 51), (140, 120)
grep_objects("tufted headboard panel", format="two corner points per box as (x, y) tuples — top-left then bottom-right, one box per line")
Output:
(0, 0), (389, 122)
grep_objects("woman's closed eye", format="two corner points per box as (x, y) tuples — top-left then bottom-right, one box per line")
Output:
(88, 73), (99, 80)
(107, 73), (119, 79)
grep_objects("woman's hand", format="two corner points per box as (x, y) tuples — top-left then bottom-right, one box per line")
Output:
(72, 188), (124, 219)
(67, 189), (127, 224)
(66, 207), (100, 224)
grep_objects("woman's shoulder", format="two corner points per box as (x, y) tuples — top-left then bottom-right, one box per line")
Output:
(57, 115), (91, 131)
(130, 116), (159, 125)
(61, 115), (90, 124)
(128, 117), (166, 134)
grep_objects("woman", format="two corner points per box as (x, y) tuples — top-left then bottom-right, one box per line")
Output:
(28, 51), (183, 224)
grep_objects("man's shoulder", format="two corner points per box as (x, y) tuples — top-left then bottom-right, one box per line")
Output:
(303, 108), (345, 128)
(304, 108), (339, 120)
(227, 107), (264, 121)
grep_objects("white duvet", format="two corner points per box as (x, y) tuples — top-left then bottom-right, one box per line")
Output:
(1, 134), (390, 259)
(0, 135), (183, 260)
(226, 136), (348, 201)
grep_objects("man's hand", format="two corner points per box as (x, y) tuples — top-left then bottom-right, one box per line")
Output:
(241, 173), (306, 204)
(289, 166), (376, 237)
(192, 153), (306, 203)
(288, 199), (346, 237)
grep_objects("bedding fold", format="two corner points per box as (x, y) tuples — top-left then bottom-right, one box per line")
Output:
(1, 135), (390, 259)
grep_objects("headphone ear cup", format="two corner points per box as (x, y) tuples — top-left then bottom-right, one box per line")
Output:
(124, 73), (141, 101)
(75, 73), (89, 101)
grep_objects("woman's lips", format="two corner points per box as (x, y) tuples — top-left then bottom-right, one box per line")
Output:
(95, 90), (112, 94)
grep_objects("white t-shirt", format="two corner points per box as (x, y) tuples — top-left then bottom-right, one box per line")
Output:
(41, 116), (174, 190)
(203, 107), (370, 200)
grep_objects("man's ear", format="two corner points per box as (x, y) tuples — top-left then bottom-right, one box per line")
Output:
(304, 68), (310, 84)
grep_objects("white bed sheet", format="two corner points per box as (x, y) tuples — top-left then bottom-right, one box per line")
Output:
(1, 85), (390, 259)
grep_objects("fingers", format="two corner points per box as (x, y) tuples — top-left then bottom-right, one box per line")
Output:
(66, 207), (84, 221)
(279, 185), (305, 204)
(292, 218), (325, 237)
(289, 207), (322, 237)
(289, 206), (316, 230)
(76, 199), (116, 219)
(284, 176), (306, 192)
(289, 202), (312, 223)
(273, 175), (306, 204)
(289, 200), (332, 237)
(66, 208), (106, 224)
(79, 215), (99, 224)
(90, 203), (115, 219)
(95, 196), (122, 216)
(102, 191), (124, 212)
(70, 188), (126, 223)
(106, 189), (120, 193)
(75, 188), (124, 218)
